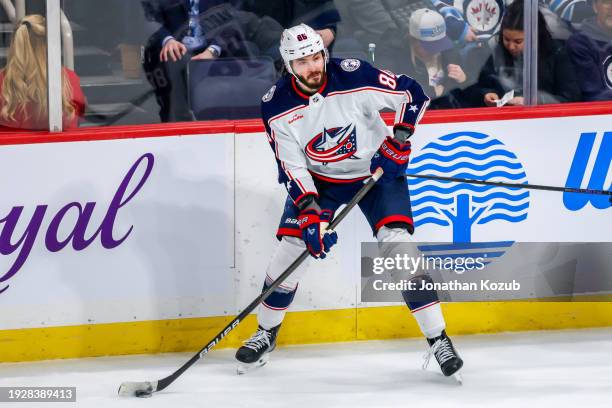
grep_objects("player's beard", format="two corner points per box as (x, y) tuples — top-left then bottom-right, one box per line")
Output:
(296, 70), (325, 91)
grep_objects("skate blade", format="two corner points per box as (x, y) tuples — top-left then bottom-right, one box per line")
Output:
(452, 372), (463, 385)
(236, 353), (269, 375)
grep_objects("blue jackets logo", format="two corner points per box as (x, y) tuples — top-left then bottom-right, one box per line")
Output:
(305, 124), (359, 163)
(564, 131), (611, 211)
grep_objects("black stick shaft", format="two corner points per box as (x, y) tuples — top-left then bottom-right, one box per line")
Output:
(405, 174), (612, 196)
(155, 169), (383, 392)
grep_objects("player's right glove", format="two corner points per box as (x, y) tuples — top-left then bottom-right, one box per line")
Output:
(370, 136), (412, 184)
(297, 208), (338, 259)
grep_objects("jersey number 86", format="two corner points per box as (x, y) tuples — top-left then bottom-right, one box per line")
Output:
(378, 70), (397, 90)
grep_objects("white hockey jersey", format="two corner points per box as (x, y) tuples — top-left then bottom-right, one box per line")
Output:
(261, 58), (430, 205)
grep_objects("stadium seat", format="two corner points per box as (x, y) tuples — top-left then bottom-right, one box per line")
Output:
(188, 57), (278, 120)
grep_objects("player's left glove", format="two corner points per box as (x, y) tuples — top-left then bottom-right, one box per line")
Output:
(370, 136), (412, 184)
(297, 209), (338, 259)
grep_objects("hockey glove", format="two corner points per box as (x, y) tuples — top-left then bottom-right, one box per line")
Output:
(297, 209), (338, 259)
(370, 136), (412, 184)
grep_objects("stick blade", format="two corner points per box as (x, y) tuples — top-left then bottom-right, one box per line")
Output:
(118, 381), (157, 398)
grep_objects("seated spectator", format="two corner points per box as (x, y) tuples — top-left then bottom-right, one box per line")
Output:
(474, 1), (581, 106)
(240, 0), (340, 48)
(567, 0), (612, 101)
(544, 0), (595, 30)
(0, 15), (86, 130)
(142, 0), (283, 122)
(334, 0), (404, 55)
(444, 0), (571, 41)
(333, 0), (479, 58)
(334, 1), (492, 108)
(384, 9), (471, 109)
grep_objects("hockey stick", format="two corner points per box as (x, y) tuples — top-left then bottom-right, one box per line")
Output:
(118, 168), (385, 398)
(404, 174), (612, 196)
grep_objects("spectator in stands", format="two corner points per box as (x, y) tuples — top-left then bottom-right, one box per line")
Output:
(0, 15), (86, 130)
(334, 0), (486, 108)
(334, 0), (477, 48)
(567, 0), (612, 101)
(384, 9), (471, 109)
(334, 0), (403, 55)
(544, 0), (595, 30)
(440, 1), (571, 41)
(142, 0), (283, 122)
(240, 0), (340, 48)
(475, 1), (581, 106)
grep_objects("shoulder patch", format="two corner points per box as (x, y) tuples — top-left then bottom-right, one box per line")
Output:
(604, 55), (612, 90)
(262, 85), (276, 102)
(340, 58), (361, 72)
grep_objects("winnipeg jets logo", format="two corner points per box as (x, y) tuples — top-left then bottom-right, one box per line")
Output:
(604, 56), (612, 90)
(305, 124), (359, 164)
(340, 59), (361, 72)
(465, 0), (502, 34)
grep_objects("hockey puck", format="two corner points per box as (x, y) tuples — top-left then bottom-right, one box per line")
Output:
(135, 390), (153, 398)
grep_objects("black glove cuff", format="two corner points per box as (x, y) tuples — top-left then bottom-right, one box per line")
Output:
(296, 194), (321, 212)
(393, 125), (414, 144)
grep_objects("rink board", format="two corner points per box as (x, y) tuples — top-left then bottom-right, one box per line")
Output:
(0, 109), (611, 362)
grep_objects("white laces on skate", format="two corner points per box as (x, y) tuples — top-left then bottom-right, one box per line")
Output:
(423, 338), (455, 370)
(243, 329), (271, 352)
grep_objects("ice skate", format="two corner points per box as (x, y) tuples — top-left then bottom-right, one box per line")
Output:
(423, 330), (464, 384)
(235, 325), (280, 375)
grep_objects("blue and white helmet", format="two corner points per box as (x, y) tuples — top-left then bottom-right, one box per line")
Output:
(279, 23), (329, 77)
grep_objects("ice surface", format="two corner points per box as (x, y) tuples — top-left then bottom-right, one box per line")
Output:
(1, 328), (611, 407)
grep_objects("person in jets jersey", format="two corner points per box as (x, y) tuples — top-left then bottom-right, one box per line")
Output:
(235, 23), (463, 382)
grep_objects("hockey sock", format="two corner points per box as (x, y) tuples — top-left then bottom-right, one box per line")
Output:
(257, 237), (308, 330)
(258, 281), (297, 329)
(402, 275), (446, 339)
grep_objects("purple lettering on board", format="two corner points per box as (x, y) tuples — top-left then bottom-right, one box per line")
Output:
(0, 153), (155, 294)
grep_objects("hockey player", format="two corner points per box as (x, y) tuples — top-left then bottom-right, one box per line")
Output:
(235, 23), (463, 381)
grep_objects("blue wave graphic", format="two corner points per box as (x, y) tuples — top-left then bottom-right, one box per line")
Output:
(410, 183), (525, 196)
(440, 132), (490, 141)
(413, 207), (442, 218)
(477, 213), (528, 224)
(414, 217), (450, 227)
(489, 202), (530, 212)
(410, 149), (519, 165)
(410, 160), (524, 174)
(411, 196), (455, 207)
(471, 191), (530, 203)
(418, 139), (503, 153)
(408, 171), (527, 182)
(409, 131), (529, 235)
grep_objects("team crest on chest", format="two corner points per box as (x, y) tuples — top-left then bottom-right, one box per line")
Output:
(340, 59), (361, 72)
(604, 56), (612, 90)
(305, 124), (359, 164)
(262, 85), (276, 102)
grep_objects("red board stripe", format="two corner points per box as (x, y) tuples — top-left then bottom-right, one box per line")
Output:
(0, 102), (610, 146)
